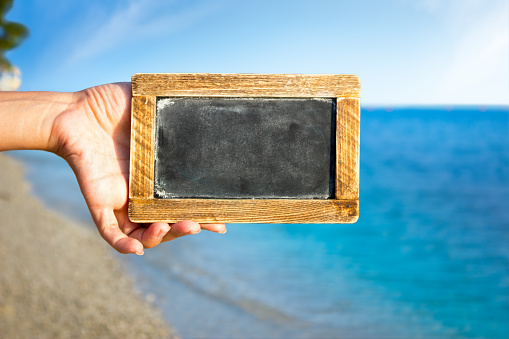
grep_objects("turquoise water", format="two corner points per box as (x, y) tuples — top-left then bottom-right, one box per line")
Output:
(11, 106), (509, 338)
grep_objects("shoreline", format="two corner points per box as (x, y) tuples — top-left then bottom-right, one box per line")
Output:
(0, 154), (177, 338)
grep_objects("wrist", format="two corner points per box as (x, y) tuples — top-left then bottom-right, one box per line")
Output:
(0, 90), (79, 153)
(47, 91), (87, 155)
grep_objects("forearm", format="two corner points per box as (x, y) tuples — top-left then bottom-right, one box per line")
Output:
(0, 91), (77, 152)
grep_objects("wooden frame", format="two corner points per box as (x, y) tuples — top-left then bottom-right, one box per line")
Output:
(129, 73), (360, 224)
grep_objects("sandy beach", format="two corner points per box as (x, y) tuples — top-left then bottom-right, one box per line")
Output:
(0, 154), (177, 338)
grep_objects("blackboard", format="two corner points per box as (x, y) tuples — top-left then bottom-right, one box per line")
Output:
(153, 97), (335, 199)
(128, 73), (360, 224)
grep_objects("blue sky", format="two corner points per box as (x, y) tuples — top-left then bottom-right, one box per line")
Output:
(6, 0), (509, 105)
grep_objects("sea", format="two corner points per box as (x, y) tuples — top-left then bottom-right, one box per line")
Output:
(9, 106), (509, 339)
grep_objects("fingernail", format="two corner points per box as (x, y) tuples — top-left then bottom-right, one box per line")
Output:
(135, 249), (144, 256)
(157, 227), (170, 240)
(221, 228), (228, 234)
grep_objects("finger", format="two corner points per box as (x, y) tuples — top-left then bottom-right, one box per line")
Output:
(200, 223), (227, 234)
(96, 208), (144, 255)
(161, 220), (202, 242)
(128, 222), (171, 249)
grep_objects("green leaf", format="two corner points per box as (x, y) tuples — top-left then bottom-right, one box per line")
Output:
(3, 22), (28, 39)
(0, 22), (28, 51)
(0, 0), (14, 18)
(0, 55), (11, 70)
(0, 37), (16, 50)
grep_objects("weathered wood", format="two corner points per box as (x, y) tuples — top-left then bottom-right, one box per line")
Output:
(129, 96), (155, 199)
(132, 73), (360, 98)
(129, 198), (359, 224)
(336, 98), (360, 200)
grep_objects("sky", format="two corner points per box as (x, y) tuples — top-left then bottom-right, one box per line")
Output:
(5, 0), (509, 106)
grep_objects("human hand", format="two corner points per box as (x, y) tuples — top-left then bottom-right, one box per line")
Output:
(49, 82), (226, 254)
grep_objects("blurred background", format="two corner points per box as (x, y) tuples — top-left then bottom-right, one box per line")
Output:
(4, 0), (509, 338)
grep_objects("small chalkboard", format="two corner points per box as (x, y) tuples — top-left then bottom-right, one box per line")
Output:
(129, 73), (360, 224)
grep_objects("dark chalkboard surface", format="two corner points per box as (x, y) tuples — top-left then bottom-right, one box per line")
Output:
(154, 97), (335, 199)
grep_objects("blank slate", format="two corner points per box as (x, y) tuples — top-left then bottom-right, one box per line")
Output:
(129, 73), (360, 224)
(154, 97), (334, 199)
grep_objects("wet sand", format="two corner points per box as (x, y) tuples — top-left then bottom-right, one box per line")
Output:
(0, 154), (177, 338)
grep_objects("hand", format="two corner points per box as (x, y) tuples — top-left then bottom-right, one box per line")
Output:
(49, 83), (226, 255)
